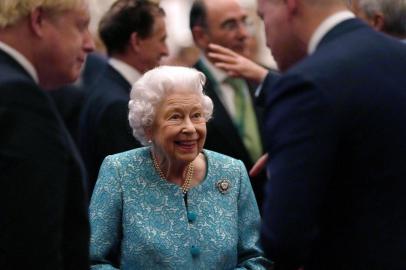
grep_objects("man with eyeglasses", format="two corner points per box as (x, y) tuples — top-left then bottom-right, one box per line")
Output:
(189, 0), (267, 209)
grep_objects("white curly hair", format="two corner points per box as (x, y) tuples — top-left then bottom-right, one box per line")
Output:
(128, 65), (213, 146)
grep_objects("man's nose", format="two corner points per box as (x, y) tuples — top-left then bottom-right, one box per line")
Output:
(83, 30), (95, 53)
(237, 21), (249, 39)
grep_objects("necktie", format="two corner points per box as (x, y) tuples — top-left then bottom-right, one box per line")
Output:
(224, 77), (262, 162)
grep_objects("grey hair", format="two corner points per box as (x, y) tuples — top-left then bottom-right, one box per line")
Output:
(359, 0), (406, 36)
(128, 65), (213, 146)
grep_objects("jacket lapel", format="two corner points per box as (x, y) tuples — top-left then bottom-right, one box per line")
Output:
(194, 60), (252, 162)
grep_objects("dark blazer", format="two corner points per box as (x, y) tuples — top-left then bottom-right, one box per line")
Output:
(0, 50), (89, 269)
(79, 65), (141, 194)
(255, 69), (280, 108)
(261, 19), (406, 270)
(49, 52), (108, 145)
(194, 59), (267, 208)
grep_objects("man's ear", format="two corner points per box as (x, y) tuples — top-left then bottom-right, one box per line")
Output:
(29, 7), (46, 37)
(191, 26), (210, 49)
(129, 32), (142, 53)
(371, 12), (385, 31)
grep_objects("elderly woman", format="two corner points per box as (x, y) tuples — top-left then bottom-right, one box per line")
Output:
(89, 66), (271, 269)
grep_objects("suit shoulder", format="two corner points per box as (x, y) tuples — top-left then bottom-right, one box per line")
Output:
(84, 72), (130, 108)
(0, 77), (53, 112)
(0, 67), (38, 90)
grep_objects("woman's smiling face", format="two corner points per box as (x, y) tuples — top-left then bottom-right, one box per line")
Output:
(147, 89), (207, 164)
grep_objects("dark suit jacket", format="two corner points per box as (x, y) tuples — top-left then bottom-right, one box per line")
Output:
(255, 69), (280, 108)
(49, 52), (108, 145)
(261, 19), (406, 270)
(194, 59), (267, 208)
(79, 65), (141, 194)
(0, 50), (89, 269)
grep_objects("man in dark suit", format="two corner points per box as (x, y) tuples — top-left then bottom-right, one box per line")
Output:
(0, 0), (94, 269)
(257, 0), (406, 269)
(79, 0), (168, 194)
(190, 0), (267, 208)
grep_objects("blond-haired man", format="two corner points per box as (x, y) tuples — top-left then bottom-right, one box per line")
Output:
(0, 0), (94, 268)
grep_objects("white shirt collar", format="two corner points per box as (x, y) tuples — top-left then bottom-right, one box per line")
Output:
(308, 11), (355, 54)
(108, 57), (141, 85)
(201, 55), (229, 83)
(0, 41), (39, 83)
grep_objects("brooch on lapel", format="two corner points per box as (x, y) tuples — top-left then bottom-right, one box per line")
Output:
(216, 179), (231, 194)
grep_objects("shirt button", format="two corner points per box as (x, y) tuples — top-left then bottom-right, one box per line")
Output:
(190, 245), (200, 257)
(187, 211), (197, 223)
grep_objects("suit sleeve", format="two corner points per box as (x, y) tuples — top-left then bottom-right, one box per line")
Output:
(235, 160), (273, 269)
(255, 71), (281, 107)
(62, 154), (90, 270)
(260, 74), (338, 268)
(89, 156), (122, 270)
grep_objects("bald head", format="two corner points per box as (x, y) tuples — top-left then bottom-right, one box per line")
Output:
(190, 0), (250, 56)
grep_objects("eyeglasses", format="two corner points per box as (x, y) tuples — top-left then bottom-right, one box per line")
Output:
(221, 17), (250, 32)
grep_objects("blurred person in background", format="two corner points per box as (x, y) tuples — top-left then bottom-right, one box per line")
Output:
(0, 0), (94, 268)
(49, 51), (107, 145)
(189, 0), (267, 209)
(79, 0), (168, 194)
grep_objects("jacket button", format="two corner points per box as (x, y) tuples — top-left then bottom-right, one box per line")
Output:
(190, 245), (200, 257)
(187, 211), (197, 222)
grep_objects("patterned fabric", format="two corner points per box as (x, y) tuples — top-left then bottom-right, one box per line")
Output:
(89, 147), (271, 270)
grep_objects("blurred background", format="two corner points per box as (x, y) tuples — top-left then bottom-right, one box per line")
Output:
(88, 0), (277, 69)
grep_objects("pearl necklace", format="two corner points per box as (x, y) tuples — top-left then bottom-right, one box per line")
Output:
(151, 151), (194, 194)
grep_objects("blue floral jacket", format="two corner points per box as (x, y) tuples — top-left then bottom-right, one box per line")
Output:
(89, 147), (271, 269)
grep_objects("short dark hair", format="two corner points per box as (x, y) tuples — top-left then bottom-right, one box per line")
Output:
(99, 0), (165, 55)
(189, 0), (208, 31)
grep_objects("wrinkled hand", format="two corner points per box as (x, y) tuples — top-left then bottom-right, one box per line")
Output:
(208, 43), (268, 84)
(249, 153), (269, 177)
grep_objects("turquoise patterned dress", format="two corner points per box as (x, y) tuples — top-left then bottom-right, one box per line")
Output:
(89, 147), (271, 269)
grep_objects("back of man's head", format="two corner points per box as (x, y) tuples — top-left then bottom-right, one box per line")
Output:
(98, 0), (165, 56)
